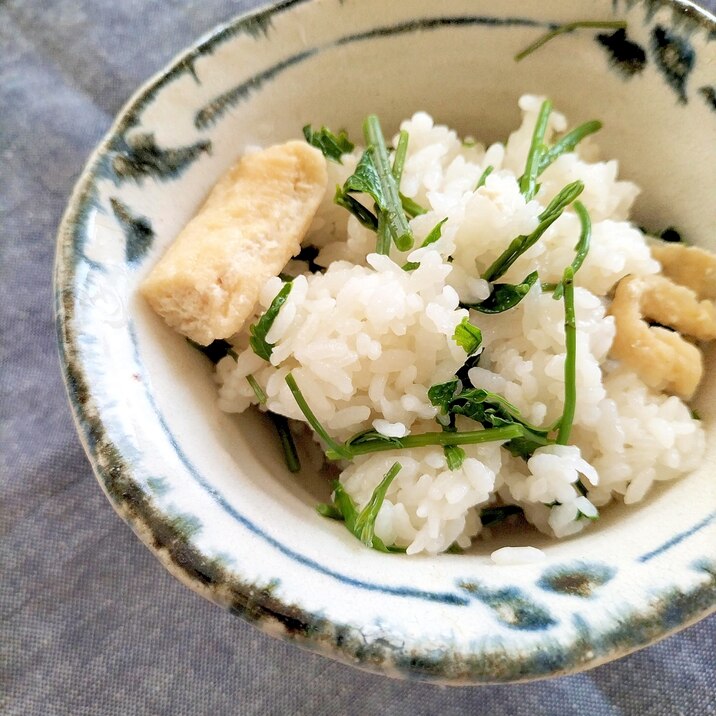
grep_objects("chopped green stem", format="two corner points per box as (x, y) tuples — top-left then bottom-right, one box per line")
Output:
(268, 412), (301, 473)
(400, 193), (427, 218)
(552, 200), (591, 300)
(557, 267), (577, 445)
(392, 130), (409, 181)
(515, 20), (627, 62)
(539, 121), (602, 173)
(483, 180), (584, 282)
(354, 462), (401, 546)
(326, 425), (524, 460)
(285, 373), (352, 459)
(475, 165), (494, 190)
(246, 374), (267, 404)
(480, 504), (524, 526)
(363, 115), (414, 251)
(376, 211), (391, 255)
(519, 99), (552, 200)
(316, 503), (343, 520)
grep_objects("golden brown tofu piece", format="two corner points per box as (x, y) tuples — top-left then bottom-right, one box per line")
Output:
(650, 242), (716, 300)
(609, 274), (716, 399)
(141, 141), (327, 344)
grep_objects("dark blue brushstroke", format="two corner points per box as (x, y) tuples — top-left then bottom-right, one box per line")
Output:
(638, 510), (716, 562)
(459, 582), (556, 630)
(194, 15), (546, 130)
(651, 25), (695, 103)
(110, 198), (155, 263)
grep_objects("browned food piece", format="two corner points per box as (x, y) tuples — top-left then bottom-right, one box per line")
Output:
(651, 242), (716, 300)
(141, 141), (327, 344)
(609, 274), (716, 399)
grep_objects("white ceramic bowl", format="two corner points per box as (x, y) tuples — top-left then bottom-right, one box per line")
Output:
(55, 0), (716, 683)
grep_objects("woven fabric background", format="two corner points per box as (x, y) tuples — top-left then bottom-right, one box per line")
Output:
(2, 1), (715, 713)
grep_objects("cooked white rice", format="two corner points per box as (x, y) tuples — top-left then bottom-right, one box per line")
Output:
(216, 95), (705, 556)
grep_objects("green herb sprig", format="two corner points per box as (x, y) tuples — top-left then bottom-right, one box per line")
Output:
(519, 99), (553, 200)
(302, 125), (354, 163)
(402, 218), (448, 271)
(515, 20), (627, 62)
(475, 165), (494, 190)
(316, 465), (406, 552)
(539, 122), (602, 175)
(285, 372), (524, 461)
(249, 281), (293, 361)
(556, 267), (577, 444)
(453, 317), (482, 355)
(482, 180), (584, 282)
(428, 380), (551, 458)
(246, 373), (301, 473)
(543, 200), (591, 298)
(466, 270), (539, 314)
(336, 115), (415, 255)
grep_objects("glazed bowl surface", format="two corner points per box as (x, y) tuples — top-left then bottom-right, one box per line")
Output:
(55, 0), (716, 683)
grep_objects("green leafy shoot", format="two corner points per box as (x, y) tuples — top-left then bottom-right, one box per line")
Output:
(515, 20), (627, 62)
(268, 412), (301, 473)
(453, 317), (483, 356)
(353, 462), (402, 547)
(187, 338), (238, 364)
(335, 116), (414, 254)
(333, 185), (378, 231)
(518, 99), (552, 200)
(427, 378), (461, 414)
(327, 424), (525, 460)
(249, 281), (293, 361)
(445, 541), (465, 554)
(375, 211), (391, 255)
(363, 114), (414, 251)
(482, 180), (584, 282)
(480, 504), (524, 526)
(302, 125), (354, 163)
(556, 267), (577, 445)
(444, 444), (466, 470)
(392, 130), (409, 181)
(246, 374), (267, 404)
(246, 375), (300, 472)
(285, 371), (524, 462)
(284, 373), (353, 459)
(400, 193), (427, 218)
(549, 200), (591, 299)
(467, 271), (539, 314)
(422, 217), (448, 248)
(317, 473), (406, 552)
(402, 218), (448, 271)
(475, 165), (494, 190)
(316, 502), (343, 520)
(342, 149), (385, 205)
(539, 121), (602, 174)
(428, 381), (551, 458)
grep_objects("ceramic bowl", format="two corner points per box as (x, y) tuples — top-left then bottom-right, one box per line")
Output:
(55, 0), (716, 683)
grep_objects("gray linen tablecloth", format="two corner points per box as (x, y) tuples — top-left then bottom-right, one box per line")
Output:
(3, 1), (716, 713)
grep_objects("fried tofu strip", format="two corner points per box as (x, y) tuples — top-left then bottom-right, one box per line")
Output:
(141, 141), (327, 344)
(650, 242), (716, 300)
(609, 274), (716, 399)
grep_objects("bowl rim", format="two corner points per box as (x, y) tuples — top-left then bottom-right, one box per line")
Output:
(54, 0), (716, 684)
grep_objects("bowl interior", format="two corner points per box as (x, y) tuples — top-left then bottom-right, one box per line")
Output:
(58, 0), (716, 682)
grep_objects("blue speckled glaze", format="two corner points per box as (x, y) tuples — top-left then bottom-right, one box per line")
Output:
(55, 0), (716, 684)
